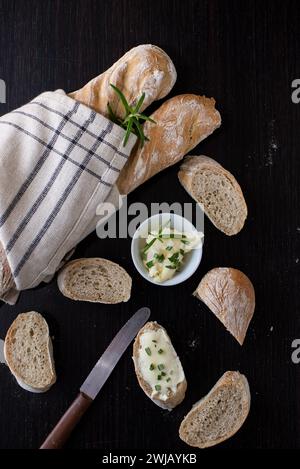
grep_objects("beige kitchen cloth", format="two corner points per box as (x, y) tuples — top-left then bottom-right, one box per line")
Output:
(0, 90), (136, 303)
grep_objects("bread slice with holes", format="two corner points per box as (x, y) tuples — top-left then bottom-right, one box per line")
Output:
(4, 311), (56, 393)
(133, 321), (187, 410)
(57, 258), (132, 304)
(179, 371), (250, 448)
(178, 155), (247, 235)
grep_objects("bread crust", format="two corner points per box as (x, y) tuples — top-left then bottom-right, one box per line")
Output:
(117, 95), (221, 194)
(179, 371), (250, 448)
(69, 44), (177, 118)
(195, 267), (255, 345)
(132, 321), (187, 410)
(178, 155), (247, 235)
(57, 257), (132, 304)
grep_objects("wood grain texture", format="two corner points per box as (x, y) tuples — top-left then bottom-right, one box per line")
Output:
(0, 0), (299, 449)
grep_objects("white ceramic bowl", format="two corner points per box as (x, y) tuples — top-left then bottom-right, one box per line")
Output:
(131, 213), (203, 286)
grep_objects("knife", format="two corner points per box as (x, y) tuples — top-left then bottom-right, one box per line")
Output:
(40, 307), (150, 449)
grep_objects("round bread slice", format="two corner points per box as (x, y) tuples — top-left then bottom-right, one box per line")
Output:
(133, 321), (187, 410)
(178, 155), (247, 235)
(57, 258), (132, 304)
(179, 371), (250, 448)
(194, 267), (255, 345)
(4, 312), (56, 393)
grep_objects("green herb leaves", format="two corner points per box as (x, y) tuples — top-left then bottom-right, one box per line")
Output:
(108, 84), (156, 147)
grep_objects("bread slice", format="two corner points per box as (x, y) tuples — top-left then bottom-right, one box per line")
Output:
(4, 312), (56, 393)
(179, 371), (250, 448)
(178, 155), (247, 235)
(194, 268), (255, 345)
(133, 322), (187, 410)
(57, 258), (132, 304)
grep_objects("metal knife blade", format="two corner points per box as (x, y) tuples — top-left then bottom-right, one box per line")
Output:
(80, 307), (150, 400)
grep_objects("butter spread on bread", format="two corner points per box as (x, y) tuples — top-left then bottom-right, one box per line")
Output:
(133, 322), (187, 409)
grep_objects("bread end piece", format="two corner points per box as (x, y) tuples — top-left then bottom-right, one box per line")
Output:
(4, 312), (56, 393)
(179, 371), (250, 448)
(133, 321), (187, 410)
(194, 267), (255, 345)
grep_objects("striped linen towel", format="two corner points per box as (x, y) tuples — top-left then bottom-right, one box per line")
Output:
(0, 90), (137, 303)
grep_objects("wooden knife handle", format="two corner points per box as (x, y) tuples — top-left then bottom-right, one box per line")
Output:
(40, 392), (93, 449)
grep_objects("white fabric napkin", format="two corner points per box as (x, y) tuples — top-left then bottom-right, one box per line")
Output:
(0, 90), (136, 303)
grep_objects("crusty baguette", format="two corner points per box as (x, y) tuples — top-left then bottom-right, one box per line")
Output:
(4, 312), (56, 393)
(179, 371), (250, 448)
(132, 321), (187, 410)
(178, 155), (247, 235)
(57, 257), (132, 304)
(69, 44), (177, 118)
(194, 268), (255, 345)
(117, 95), (221, 194)
(0, 241), (14, 300)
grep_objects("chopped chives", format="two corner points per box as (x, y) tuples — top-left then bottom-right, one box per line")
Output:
(149, 363), (155, 370)
(152, 339), (157, 343)
(158, 364), (165, 371)
(146, 260), (154, 269)
(166, 378), (171, 382)
(161, 371), (166, 377)
(158, 349), (164, 354)
(157, 375), (162, 380)
(155, 385), (161, 391)
(145, 347), (151, 356)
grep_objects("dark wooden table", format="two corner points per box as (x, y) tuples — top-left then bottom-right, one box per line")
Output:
(0, 0), (299, 450)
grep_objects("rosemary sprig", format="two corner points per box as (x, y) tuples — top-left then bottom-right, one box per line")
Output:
(107, 84), (156, 147)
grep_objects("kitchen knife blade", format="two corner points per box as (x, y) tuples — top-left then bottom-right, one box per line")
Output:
(40, 306), (150, 449)
(80, 306), (150, 399)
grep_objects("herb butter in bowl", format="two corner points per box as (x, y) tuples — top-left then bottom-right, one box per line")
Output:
(131, 213), (204, 286)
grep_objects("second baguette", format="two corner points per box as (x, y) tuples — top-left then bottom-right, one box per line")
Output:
(117, 95), (221, 194)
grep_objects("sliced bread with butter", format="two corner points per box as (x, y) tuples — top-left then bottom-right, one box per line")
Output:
(178, 155), (247, 235)
(57, 258), (132, 304)
(179, 371), (250, 448)
(4, 311), (56, 393)
(133, 321), (187, 410)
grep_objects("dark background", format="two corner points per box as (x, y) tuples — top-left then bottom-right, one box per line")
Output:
(0, 0), (299, 450)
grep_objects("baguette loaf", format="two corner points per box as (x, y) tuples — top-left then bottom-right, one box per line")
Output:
(4, 312), (56, 393)
(117, 95), (221, 194)
(132, 321), (187, 410)
(57, 258), (132, 304)
(179, 371), (250, 448)
(69, 44), (177, 118)
(194, 268), (255, 345)
(0, 241), (14, 300)
(178, 155), (247, 235)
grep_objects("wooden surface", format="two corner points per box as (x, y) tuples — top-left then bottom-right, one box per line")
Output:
(0, 0), (299, 450)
